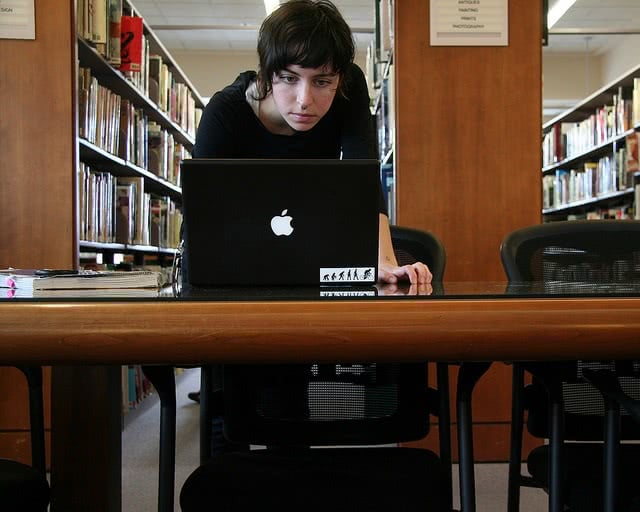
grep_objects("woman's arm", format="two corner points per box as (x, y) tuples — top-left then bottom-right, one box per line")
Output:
(377, 214), (432, 284)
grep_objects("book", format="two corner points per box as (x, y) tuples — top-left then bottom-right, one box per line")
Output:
(148, 54), (162, 105)
(107, 0), (122, 67)
(91, 0), (108, 55)
(115, 183), (135, 244)
(120, 15), (144, 72)
(147, 121), (164, 177)
(0, 269), (160, 291)
(634, 78), (640, 126)
(117, 177), (147, 245)
(3, 286), (161, 299)
(626, 132), (639, 173)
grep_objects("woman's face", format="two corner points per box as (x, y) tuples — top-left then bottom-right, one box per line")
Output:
(270, 64), (339, 132)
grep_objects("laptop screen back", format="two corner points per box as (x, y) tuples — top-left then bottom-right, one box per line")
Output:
(180, 158), (380, 286)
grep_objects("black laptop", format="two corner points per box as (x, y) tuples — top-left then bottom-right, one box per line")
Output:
(180, 158), (380, 286)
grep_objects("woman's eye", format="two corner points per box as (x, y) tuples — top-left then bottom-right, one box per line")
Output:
(279, 74), (296, 83)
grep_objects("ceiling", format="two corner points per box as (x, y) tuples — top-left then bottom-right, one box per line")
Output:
(134, 0), (375, 53)
(546, 0), (640, 54)
(134, 0), (640, 55)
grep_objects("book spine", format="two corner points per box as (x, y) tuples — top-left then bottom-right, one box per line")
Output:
(108, 0), (122, 66)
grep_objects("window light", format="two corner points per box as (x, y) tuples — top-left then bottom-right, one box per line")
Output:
(547, 0), (578, 29)
(264, 0), (282, 16)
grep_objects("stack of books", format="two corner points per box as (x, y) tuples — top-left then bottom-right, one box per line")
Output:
(0, 269), (161, 297)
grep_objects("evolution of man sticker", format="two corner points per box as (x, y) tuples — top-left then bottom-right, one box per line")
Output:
(320, 267), (375, 283)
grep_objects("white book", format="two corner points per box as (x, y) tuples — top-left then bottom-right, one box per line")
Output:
(0, 269), (160, 291)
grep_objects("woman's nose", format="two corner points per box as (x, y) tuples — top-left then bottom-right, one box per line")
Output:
(297, 82), (313, 108)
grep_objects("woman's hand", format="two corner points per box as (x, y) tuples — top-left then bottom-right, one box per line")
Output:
(378, 260), (433, 284)
(377, 214), (433, 285)
(377, 281), (434, 296)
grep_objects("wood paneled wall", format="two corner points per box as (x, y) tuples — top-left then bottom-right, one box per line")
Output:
(0, 0), (76, 466)
(395, 0), (542, 281)
(394, 0), (543, 460)
(0, 0), (76, 270)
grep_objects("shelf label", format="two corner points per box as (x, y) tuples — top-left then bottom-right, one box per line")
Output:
(430, 0), (508, 46)
(0, 0), (35, 40)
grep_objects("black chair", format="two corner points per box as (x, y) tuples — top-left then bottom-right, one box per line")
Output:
(390, 225), (446, 282)
(0, 366), (50, 512)
(500, 219), (640, 512)
(178, 225), (456, 512)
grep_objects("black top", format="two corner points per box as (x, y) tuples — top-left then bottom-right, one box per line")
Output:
(182, 64), (385, 285)
(193, 63), (378, 161)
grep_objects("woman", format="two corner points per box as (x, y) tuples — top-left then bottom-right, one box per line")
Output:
(191, 0), (431, 284)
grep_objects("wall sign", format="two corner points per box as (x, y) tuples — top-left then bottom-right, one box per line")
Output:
(0, 0), (35, 40)
(430, 0), (508, 46)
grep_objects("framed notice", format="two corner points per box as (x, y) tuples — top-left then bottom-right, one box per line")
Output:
(430, 0), (508, 46)
(0, 0), (35, 40)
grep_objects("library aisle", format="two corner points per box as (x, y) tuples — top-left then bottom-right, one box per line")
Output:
(122, 368), (200, 511)
(120, 369), (547, 511)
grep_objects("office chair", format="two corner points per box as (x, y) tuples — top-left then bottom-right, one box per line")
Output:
(178, 225), (456, 512)
(391, 225), (454, 504)
(390, 225), (446, 282)
(500, 219), (640, 512)
(0, 366), (50, 512)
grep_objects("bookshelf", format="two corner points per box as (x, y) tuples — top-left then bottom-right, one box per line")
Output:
(0, 1), (203, 503)
(76, 0), (205, 425)
(369, 0), (396, 223)
(76, 0), (205, 270)
(541, 63), (640, 221)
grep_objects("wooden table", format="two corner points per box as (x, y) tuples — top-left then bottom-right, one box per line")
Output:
(3, 295), (640, 364)
(2, 284), (640, 511)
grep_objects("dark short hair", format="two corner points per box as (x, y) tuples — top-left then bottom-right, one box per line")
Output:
(255, 0), (355, 99)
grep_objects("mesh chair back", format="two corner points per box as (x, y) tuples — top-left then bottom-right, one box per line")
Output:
(500, 220), (640, 440)
(223, 226), (446, 447)
(524, 362), (640, 440)
(390, 226), (446, 281)
(501, 220), (640, 283)
(223, 362), (431, 446)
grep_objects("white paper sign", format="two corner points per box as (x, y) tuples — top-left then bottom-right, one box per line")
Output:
(430, 0), (508, 46)
(0, 0), (35, 40)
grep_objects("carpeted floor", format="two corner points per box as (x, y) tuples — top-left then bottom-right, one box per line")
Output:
(122, 368), (201, 512)
(121, 367), (549, 511)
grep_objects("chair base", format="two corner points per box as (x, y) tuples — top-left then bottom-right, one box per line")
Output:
(0, 459), (50, 512)
(181, 447), (450, 512)
(527, 444), (640, 512)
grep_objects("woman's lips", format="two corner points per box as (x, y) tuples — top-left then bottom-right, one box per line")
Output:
(290, 112), (316, 123)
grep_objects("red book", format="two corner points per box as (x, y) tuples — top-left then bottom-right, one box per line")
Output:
(120, 16), (143, 72)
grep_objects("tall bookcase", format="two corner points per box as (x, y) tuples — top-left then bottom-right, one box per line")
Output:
(0, 1), (203, 509)
(0, 0), (203, 272)
(76, 0), (204, 271)
(370, 0), (396, 223)
(542, 64), (640, 221)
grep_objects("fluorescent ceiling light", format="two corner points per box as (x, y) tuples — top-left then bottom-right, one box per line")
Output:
(547, 0), (578, 29)
(264, 0), (282, 15)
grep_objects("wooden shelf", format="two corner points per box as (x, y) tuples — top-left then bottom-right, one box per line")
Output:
(75, 2), (201, 260)
(541, 63), (640, 219)
(77, 38), (196, 148)
(543, 63), (640, 129)
(542, 188), (635, 215)
(79, 240), (178, 255)
(78, 139), (182, 201)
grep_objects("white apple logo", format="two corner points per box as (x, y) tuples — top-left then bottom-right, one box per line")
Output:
(270, 209), (294, 236)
